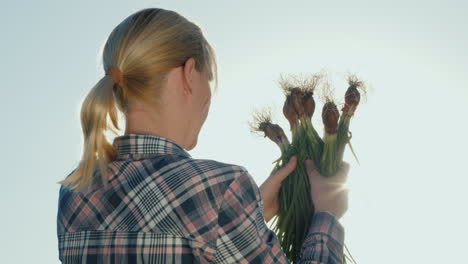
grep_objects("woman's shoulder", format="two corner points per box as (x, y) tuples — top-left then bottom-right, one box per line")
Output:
(139, 154), (250, 194)
(169, 157), (249, 190)
(187, 158), (247, 177)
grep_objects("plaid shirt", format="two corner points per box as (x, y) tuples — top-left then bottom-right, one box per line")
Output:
(57, 134), (344, 263)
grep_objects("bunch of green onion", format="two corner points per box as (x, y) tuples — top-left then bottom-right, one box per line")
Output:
(250, 73), (365, 263)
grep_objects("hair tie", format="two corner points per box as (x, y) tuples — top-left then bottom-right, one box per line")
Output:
(106, 67), (123, 85)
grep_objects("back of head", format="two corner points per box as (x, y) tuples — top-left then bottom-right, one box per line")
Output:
(59, 8), (218, 191)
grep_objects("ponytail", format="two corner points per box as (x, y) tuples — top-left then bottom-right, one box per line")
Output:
(59, 75), (120, 191)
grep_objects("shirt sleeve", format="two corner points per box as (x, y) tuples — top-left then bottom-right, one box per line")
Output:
(299, 211), (345, 263)
(214, 170), (345, 264)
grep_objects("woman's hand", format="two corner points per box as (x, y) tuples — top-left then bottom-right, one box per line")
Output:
(259, 156), (297, 222)
(305, 159), (350, 220)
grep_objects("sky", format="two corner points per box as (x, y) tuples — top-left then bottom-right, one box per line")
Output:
(1, 0), (467, 263)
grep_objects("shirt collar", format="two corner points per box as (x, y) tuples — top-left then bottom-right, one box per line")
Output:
(112, 133), (191, 159)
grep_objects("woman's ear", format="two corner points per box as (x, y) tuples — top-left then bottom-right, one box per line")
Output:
(182, 58), (196, 95)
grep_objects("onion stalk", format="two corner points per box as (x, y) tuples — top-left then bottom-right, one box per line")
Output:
(320, 100), (340, 177)
(336, 75), (366, 166)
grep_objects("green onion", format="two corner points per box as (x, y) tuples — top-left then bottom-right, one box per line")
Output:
(250, 72), (365, 264)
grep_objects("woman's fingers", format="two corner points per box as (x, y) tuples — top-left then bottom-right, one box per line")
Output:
(304, 159), (317, 171)
(304, 159), (320, 180)
(273, 156), (297, 182)
(330, 188), (349, 219)
(305, 160), (350, 184)
(304, 159), (318, 174)
(333, 161), (350, 183)
(278, 156), (297, 181)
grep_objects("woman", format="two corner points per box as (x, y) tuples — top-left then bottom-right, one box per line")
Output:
(57, 7), (349, 264)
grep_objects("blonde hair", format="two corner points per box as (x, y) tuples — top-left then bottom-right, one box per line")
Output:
(59, 8), (218, 191)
